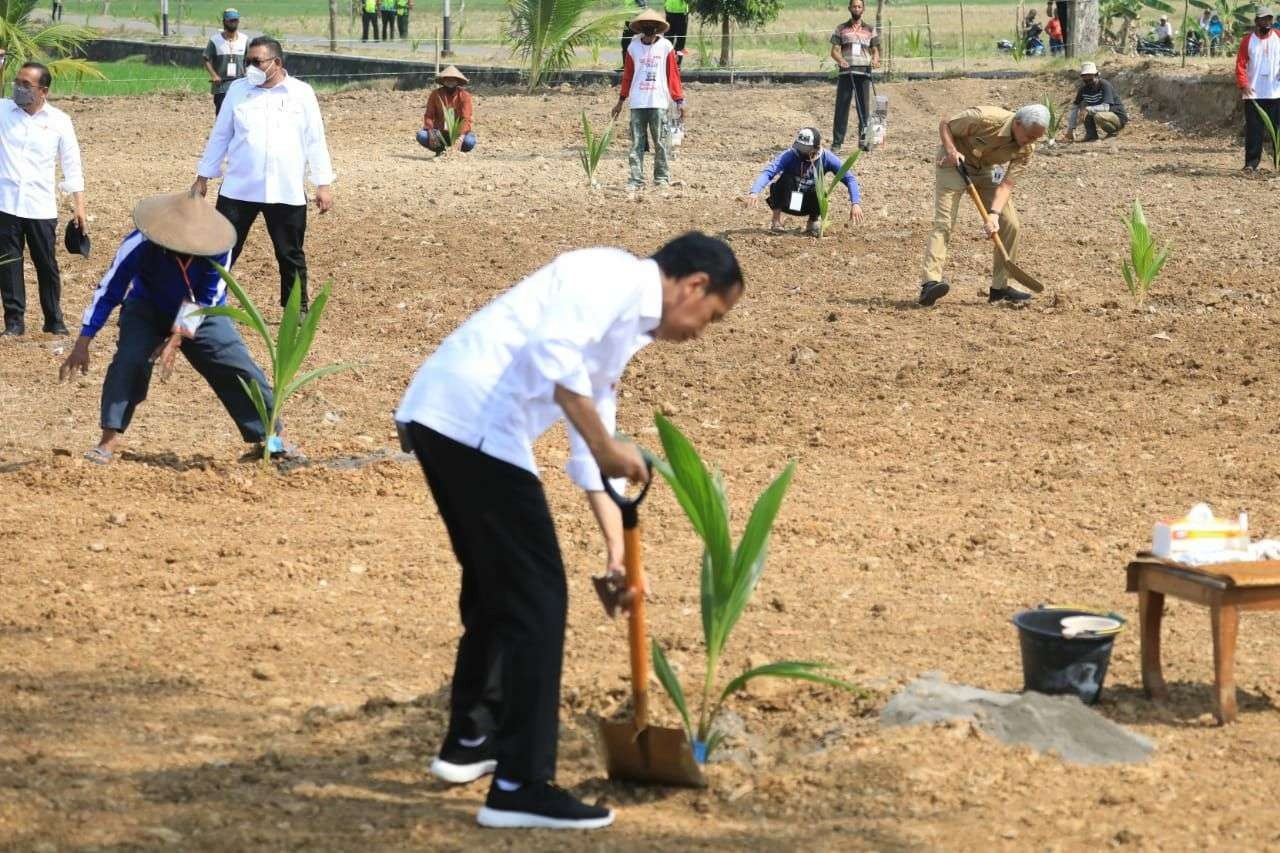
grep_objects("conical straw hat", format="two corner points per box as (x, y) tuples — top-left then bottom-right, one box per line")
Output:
(437, 64), (468, 83)
(132, 190), (237, 257)
(629, 8), (670, 32)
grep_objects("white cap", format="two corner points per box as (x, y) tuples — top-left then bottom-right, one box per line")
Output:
(1079, 61), (1098, 76)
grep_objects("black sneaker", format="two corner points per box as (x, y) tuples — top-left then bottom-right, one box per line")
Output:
(477, 781), (615, 830)
(43, 322), (69, 335)
(918, 280), (949, 306)
(988, 287), (1032, 304)
(430, 737), (497, 785)
(1, 324), (23, 337)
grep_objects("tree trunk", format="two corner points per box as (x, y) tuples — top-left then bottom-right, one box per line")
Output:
(329, 0), (338, 51)
(874, 0), (884, 36)
(1075, 0), (1100, 54)
(719, 12), (731, 66)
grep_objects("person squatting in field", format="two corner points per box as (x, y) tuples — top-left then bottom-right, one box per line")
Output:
(612, 8), (685, 190)
(58, 191), (299, 464)
(745, 127), (865, 236)
(918, 104), (1048, 308)
(395, 232), (743, 831)
(416, 66), (477, 155)
(1065, 62), (1128, 142)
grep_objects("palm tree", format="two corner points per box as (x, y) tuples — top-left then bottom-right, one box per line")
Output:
(0, 0), (101, 84)
(507, 0), (626, 92)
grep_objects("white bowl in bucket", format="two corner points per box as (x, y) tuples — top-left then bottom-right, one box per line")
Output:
(1060, 615), (1123, 638)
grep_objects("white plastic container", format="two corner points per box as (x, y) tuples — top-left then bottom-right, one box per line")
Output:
(1152, 503), (1249, 560)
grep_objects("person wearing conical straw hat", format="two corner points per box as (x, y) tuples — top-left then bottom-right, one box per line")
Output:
(59, 191), (297, 464)
(611, 8), (684, 191)
(417, 66), (477, 155)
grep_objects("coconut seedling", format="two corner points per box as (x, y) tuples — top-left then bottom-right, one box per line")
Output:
(813, 150), (861, 238)
(200, 268), (357, 463)
(1043, 93), (1062, 147)
(1252, 101), (1280, 171)
(579, 110), (615, 187)
(441, 106), (465, 150)
(1120, 198), (1171, 307)
(649, 414), (858, 761)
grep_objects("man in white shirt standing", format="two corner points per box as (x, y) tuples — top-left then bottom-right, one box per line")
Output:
(192, 36), (335, 312)
(0, 61), (85, 337)
(1237, 7), (1280, 171)
(396, 232), (743, 830)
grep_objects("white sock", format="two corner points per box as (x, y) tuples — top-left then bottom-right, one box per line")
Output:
(495, 778), (522, 792)
(458, 735), (486, 748)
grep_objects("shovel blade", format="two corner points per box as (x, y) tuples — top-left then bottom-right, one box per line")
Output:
(1003, 257), (1044, 293)
(598, 719), (706, 788)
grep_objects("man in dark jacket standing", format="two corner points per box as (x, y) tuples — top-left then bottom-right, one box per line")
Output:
(1065, 62), (1128, 142)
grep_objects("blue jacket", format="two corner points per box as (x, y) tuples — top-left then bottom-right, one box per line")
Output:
(750, 149), (861, 202)
(80, 230), (231, 338)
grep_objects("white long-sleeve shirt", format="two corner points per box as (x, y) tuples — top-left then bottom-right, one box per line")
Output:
(1237, 29), (1280, 100)
(396, 248), (663, 491)
(0, 99), (83, 220)
(196, 75), (335, 206)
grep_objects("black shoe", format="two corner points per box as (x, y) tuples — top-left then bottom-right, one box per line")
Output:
(918, 280), (949, 306)
(43, 322), (69, 335)
(1, 323), (23, 337)
(430, 737), (497, 784)
(1083, 132), (1099, 142)
(988, 287), (1032, 304)
(477, 781), (615, 830)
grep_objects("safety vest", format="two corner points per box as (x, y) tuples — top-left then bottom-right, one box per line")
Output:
(396, 0), (409, 13)
(363, 0), (377, 12)
(665, 0), (689, 13)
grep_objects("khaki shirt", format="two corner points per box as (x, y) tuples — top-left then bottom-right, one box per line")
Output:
(944, 106), (1035, 183)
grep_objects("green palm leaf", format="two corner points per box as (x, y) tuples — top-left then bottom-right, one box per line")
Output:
(718, 661), (859, 705)
(508, 0), (627, 91)
(651, 640), (693, 737)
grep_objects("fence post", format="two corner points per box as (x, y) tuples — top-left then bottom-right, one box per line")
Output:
(435, 26), (440, 74)
(1180, 0), (1189, 67)
(959, 0), (967, 71)
(925, 3), (935, 72)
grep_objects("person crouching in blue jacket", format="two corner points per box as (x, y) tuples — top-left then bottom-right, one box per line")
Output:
(745, 127), (864, 236)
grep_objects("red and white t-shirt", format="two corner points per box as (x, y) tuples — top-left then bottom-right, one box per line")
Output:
(620, 36), (684, 110)
(1237, 29), (1280, 100)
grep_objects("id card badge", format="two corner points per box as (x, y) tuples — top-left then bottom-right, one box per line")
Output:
(851, 42), (862, 56)
(789, 191), (805, 212)
(226, 61), (237, 76)
(991, 165), (1006, 184)
(173, 300), (203, 338)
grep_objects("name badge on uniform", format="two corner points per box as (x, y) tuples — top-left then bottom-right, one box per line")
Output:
(789, 191), (805, 212)
(851, 42), (862, 55)
(173, 300), (203, 338)
(226, 61), (236, 75)
(991, 165), (1006, 183)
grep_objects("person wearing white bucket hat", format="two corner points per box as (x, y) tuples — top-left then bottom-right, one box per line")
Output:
(58, 191), (296, 464)
(1236, 6), (1280, 171)
(1065, 62), (1127, 142)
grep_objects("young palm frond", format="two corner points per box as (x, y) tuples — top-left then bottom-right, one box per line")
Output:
(1252, 101), (1280, 171)
(813, 151), (860, 238)
(0, 2), (102, 85)
(579, 110), (614, 186)
(1120, 198), (1172, 306)
(506, 0), (627, 92)
(441, 106), (464, 147)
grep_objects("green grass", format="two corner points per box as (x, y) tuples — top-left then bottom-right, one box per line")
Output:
(60, 56), (208, 95)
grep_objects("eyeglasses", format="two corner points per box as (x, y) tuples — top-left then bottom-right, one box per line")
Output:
(246, 56), (276, 68)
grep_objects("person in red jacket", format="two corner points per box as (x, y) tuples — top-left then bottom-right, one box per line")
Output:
(417, 66), (476, 155)
(1237, 7), (1280, 171)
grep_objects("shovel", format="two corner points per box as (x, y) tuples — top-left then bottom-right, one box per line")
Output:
(955, 162), (1044, 293)
(596, 469), (706, 789)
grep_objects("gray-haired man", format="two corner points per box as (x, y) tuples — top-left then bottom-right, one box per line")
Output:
(918, 104), (1047, 307)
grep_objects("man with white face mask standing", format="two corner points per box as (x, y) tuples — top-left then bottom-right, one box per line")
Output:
(0, 59), (86, 337)
(192, 36), (335, 313)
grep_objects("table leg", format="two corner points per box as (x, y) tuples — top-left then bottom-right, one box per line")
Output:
(1211, 603), (1239, 724)
(1139, 586), (1169, 700)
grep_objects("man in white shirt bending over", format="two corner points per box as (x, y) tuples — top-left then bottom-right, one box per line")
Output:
(396, 231), (743, 831)
(0, 60), (86, 337)
(192, 36), (335, 313)
(1237, 6), (1280, 171)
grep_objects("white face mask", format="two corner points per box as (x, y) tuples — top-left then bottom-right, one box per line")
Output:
(245, 64), (268, 86)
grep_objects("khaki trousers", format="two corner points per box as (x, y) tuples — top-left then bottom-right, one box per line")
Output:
(921, 165), (1020, 290)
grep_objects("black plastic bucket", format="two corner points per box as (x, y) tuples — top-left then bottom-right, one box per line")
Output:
(1012, 608), (1120, 705)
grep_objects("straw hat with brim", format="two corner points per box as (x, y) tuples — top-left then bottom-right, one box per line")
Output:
(437, 64), (468, 84)
(629, 9), (669, 33)
(132, 191), (237, 257)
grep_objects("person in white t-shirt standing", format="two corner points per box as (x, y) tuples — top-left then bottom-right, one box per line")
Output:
(611, 8), (685, 191)
(202, 8), (248, 116)
(0, 60), (86, 337)
(192, 36), (335, 313)
(1237, 7), (1280, 171)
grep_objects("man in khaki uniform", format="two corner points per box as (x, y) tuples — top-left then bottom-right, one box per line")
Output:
(918, 104), (1048, 307)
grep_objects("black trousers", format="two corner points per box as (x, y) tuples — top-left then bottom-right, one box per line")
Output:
(213, 92), (226, 115)
(833, 71), (872, 150)
(397, 12), (409, 37)
(765, 174), (819, 218)
(667, 12), (688, 61)
(100, 298), (275, 440)
(362, 10), (379, 40)
(0, 211), (61, 330)
(380, 10), (395, 39)
(1244, 97), (1280, 169)
(408, 423), (567, 784)
(215, 195), (309, 308)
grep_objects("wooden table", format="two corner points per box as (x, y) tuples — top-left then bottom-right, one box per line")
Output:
(1127, 555), (1280, 724)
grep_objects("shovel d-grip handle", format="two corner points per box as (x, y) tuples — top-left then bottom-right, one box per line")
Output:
(601, 458), (654, 531)
(955, 161), (1014, 264)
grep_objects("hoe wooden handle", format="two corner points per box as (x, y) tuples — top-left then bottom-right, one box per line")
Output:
(624, 524), (649, 730)
(956, 162), (1014, 264)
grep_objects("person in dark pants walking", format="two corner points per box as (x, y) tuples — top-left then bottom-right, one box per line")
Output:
(193, 37), (335, 311)
(0, 61), (86, 337)
(395, 232), (744, 830)
(380, 0), (397, 39)
(58, 191), (298, 463)
(1237, 7), (1280, 171)
(829, 0), (880, 152)
(362, 0), (380, 41)
(664, 0), (689, 63)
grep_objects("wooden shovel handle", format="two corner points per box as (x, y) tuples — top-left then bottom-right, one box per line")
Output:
(956, 163), (1013, 263)
(624, 524), (649, 730)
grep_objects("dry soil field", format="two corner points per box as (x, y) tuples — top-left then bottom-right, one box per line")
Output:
(3, 72), (1280, 850)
